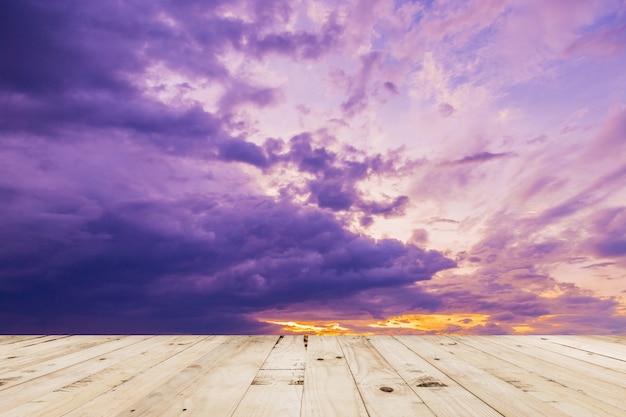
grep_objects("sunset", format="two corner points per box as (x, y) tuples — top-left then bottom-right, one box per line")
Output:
(1, 0), (626, 335)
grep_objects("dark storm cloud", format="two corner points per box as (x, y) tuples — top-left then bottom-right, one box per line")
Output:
(218, 83), (284, 113)
(307, 178), (358, 210)
(0, 192), (454, 333)
(0, 0), (457, 334)
(0, 1), (137, 95)
(357, 196), (410, 217)
(251, 18), (344, 60)
(0, 0), (337, 97)
(217, 138), (270, 167)
(0, 0), (218, 138)
(215, 130), (415, 214)
(0, 0), (341, 136)
(269, 132), (414, 216)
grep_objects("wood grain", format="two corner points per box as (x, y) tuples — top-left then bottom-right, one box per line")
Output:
(0, 335), (623, 417)
(230, 335), (305, 417)
(369, 336), (502, 417)
(301, 335), (368, 417)
(340, 336), (436, 417)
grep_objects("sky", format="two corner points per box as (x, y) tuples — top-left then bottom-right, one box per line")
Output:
(1, 0), (626, 335)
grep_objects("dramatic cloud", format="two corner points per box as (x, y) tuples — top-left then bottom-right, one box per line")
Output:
(0, 191), (454, 333)
(1, 0), (626, 334)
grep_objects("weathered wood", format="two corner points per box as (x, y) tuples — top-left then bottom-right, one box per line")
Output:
(301, 335), (369, 417)
(587, 335), (626, 344)
(447, 336), (626, 417)
(539, 335), (626, 362)
(471, 336), (626, 411)
(0, 335), (122, 373)
(369, 336), (502, 417)
(519, 335), (626, 374)
(230, 335), (306, 417)
(258, 335), (306, 370)
(0, 336), (148, 395)
(0, 336), (51, 345)
(63, 336), (224, 417)
(396, 336), (572, 417)
(159, 336), (278, 417)
(340, 336), (437, 417)
(1, 336), (202, 417)
(111, 336), (264, 417)
(0, 336), (70, 354)
(0, 335), (624, 417)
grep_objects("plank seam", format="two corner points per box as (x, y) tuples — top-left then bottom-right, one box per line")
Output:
(227, 335), (282, 417)
(337, 336), (372, 417)
(0, 336), (154, 393)
(547, 340), (626, 363)
(57, 336), (212, 417)
(369, 337), (443, 417)
(450, 336), (626, 414)
(394, 336), (508, 417)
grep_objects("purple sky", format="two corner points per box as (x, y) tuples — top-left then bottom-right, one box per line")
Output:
(1, 0), (626, 334)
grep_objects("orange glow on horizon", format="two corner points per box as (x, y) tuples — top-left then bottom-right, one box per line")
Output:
(260, 320), (360, 335)
(511, 314), (564, 334)
(511, 325), (535, 333)
(260, 313), (492, 335)
(369, 313), (490, 332)
(261, 311), (618, 335)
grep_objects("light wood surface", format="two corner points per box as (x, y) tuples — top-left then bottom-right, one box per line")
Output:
(0, 335), (624, 416)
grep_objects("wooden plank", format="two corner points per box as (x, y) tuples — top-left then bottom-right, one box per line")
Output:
(112, 336), (276, 417)
(396, 336), (571, 417)
(259, 335), (306, 370)
(539, 335), (626, 361)
(339, 336), (436, 417)
(0, 336), (148, 393)
(587, 335), (626, 344)
(0, 335), (123, 373)
(0, 336), (70, 354)
(301, 335), (368, 417)
(228, 377), (301, 417)
(497, 336), (626, 406)
(0, 336), (153, 413)
(0, 335), (623, 416)
(157, 335), (279, 417)
(472, 336), (626, 411)
(520, 336), (626, 374)
(229, 378), (301, 417)
(447, 336), (626, 417)
(63, 336), (225, 417)
(230, 335), (306, 417)
(0, 336), (48, 345)
(1, 336), (203, 417)
(369, 336), (502, 417)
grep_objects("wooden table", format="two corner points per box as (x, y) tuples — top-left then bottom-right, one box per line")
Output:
(0, 335), (624, 416)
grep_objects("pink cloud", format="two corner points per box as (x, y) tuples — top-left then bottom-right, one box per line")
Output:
(438, 102), (455, 117)
(565, 23), (626, 58)
(588, 106), (626, 158)
(420, 0), (507, 43)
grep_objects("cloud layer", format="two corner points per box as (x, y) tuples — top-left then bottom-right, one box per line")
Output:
(1, 0), (626, 334)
